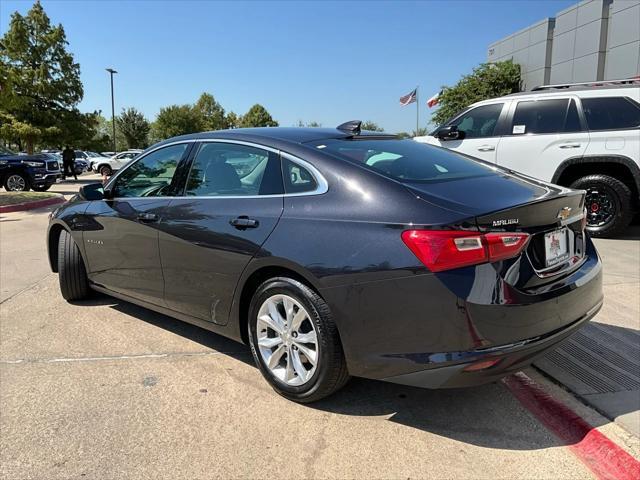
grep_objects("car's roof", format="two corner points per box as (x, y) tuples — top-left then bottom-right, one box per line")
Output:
(156, 127), (395, 148)
(471, 84), (640, 107)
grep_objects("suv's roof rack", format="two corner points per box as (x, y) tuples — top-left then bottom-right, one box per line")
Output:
(531, 77), (640, 91)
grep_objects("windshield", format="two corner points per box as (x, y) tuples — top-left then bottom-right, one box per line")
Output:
(0, 146), (16, 156)
(311, 138), (497, 183)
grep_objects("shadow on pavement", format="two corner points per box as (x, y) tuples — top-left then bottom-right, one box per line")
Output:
(74, 292), (598, 451)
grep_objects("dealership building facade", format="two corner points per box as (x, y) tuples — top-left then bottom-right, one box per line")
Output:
(487, 0), (640, 90)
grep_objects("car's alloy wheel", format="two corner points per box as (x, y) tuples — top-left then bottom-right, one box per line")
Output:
(5, 173), (28, 191)
(256, 294), (319, 386)
(248, 277), (349, 402)
(585, 187), (615, 227)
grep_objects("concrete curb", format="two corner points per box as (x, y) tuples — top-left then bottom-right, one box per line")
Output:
(0, 194), (66, 214)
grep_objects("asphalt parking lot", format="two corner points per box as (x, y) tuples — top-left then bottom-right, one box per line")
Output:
(1, 176), (639, 479)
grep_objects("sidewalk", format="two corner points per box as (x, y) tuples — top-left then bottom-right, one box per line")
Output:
(535, 227), (640, 437)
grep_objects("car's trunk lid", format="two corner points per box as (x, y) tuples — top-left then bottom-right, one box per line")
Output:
(405, 170), (587, 285)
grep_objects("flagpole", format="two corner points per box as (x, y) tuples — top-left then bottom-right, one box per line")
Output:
(416, 85), (419, 136)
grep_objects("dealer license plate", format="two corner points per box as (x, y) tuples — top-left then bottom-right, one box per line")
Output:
(544, 228), (569, 267)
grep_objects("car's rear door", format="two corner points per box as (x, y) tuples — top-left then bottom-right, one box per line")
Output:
(83, 142), (193, 306)
(158, 140), (284, 325)
(496, 96), (589, 181)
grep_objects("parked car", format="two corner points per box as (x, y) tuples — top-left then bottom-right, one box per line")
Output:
(47, 123), (603, 402)
(92, 150), (142, 176)
(416, 78), (640, 237)
(74, 159), (90, 175)
(1, 146), (62, 191)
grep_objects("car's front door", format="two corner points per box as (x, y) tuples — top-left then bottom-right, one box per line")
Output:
(432, 102), (509, 162)
(83, 143), (192, 305)
(496, 97), (589, 181)
(158, 141), (284, 325)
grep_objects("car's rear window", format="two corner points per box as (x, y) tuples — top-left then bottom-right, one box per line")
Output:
(311, 138), (497, 183)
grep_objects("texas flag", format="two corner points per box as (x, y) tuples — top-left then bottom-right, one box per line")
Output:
(427, 91), (441, 108)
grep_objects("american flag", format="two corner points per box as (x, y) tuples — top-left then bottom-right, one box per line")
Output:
(399, 88), (417, 106)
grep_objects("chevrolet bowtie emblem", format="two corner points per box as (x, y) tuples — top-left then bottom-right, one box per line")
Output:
(557, 207), (572, 220)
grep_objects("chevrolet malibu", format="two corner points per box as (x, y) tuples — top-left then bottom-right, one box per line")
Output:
(47, 122), (603, 402)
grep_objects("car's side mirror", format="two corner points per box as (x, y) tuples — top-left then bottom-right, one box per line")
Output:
(436, 125), (465, 141)
(78, 183), (106, 201)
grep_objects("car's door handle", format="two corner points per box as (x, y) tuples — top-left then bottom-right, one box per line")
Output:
(230, 216), (259, 229)
(477, 145), (496, 152)
(559, 143), (581, 149)
(137, 212), (159, 223)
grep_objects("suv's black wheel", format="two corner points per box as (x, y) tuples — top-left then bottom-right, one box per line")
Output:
(570, 174), (633, 238)
(248, 277), (349, 403)
(4, 173), (29, 192)
(99, 165), (112, 176)
(32, 185), (51, 192)
(57, 229), (91, 301)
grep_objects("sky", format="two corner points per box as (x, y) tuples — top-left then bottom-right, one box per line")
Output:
(1, 0), (576, 133)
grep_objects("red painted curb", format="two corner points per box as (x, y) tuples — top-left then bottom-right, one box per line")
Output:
(503, 372), (640, 480)
(0, 195), (65, 214)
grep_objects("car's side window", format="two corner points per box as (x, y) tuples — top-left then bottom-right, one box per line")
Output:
(581, 97), (640, 131)
(283, 158), (318, 194)
(510, 99), (570, 135)
(448, 103), (504, 139)
(564, 99), (582, 133)
(112, 144), (188, 198)
(185, 142), (282, 197)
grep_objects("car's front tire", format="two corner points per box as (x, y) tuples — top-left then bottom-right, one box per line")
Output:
(571, 174), (633, 238)
(4, 173), (30, 192)
(57, 229), (91, 301)
(248, 277), (349, 403)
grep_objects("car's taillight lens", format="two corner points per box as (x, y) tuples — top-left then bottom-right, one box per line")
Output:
(401, 230), (530, 272)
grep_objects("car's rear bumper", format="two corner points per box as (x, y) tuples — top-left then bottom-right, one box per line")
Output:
(322, 236), (603, 384)
(381, 299), (601, 388)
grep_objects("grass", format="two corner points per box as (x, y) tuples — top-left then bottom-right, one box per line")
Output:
(0, 191), (58, 206)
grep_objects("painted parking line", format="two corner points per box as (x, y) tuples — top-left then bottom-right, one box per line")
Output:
(503, 372), (640, 480)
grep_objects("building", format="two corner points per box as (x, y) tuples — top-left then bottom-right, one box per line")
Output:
(487, 0), (640, 90)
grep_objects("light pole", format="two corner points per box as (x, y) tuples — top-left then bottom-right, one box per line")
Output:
(106, 68), (118, 153)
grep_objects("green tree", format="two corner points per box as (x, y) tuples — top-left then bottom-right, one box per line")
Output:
(0, 1), (84, 153)
(152, 104), (204, 140)
(361, 120), (383, 132)
(240, 104), (278, 128)
(297, 120), (322, 127)
(194, 93), (227, 131)
(225, 111), (240, 129)
(117, 107), (150, 149)
(431, 60), (520, 126)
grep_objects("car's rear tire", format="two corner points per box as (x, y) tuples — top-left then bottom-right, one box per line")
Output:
(4, 173), (30, 192)
(248, 277), (349, 403)
(32, 185), (51, 192)
(99, 165), (112, 176)
(570, 174), (633, 238)
(57, 229), (91, 301)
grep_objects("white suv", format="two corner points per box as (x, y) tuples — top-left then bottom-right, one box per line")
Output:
(416, 79), (640, 237)
(92, 150), (142, 176)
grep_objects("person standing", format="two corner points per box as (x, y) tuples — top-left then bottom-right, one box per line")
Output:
(62, 146), (77, 180)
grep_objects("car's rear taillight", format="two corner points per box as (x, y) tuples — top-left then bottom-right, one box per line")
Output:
(401, 230), (530, 272)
